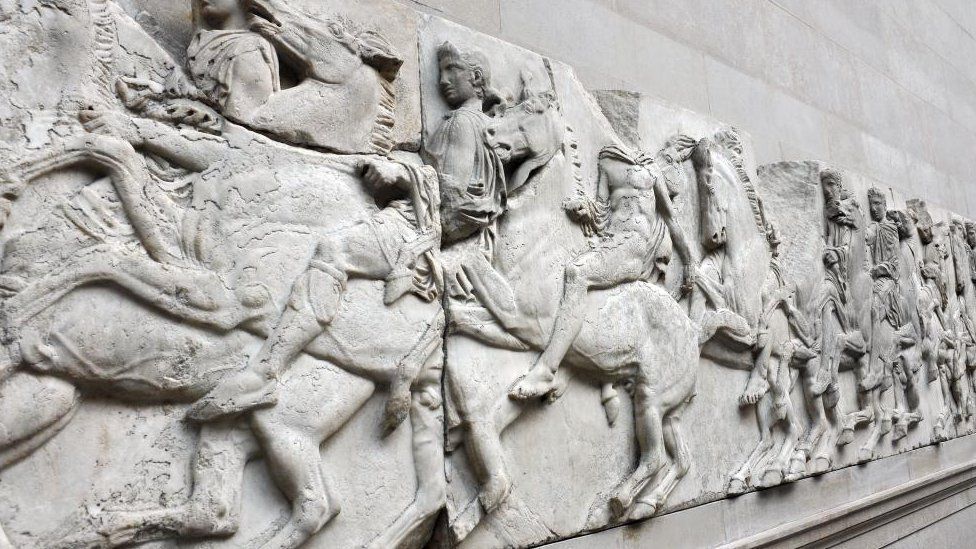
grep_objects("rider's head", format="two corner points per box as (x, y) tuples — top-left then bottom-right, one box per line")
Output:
(437, 42), (492, 109)
(197, 0), (247, 30)
(867, 187), (887, 223)
(820, 169), (843, 203)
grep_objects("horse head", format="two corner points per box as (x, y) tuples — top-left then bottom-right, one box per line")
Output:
(484, 90), (566, 194)
(691, 137), (730, 251)
(245, 0), (403, 83)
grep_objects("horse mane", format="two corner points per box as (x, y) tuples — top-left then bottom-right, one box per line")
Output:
(506, 91), (568, 194)
(319, 18), (403, 154)
(713, 127), (777, 245)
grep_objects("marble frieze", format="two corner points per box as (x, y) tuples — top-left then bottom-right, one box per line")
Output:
(0, 1), (974, 548)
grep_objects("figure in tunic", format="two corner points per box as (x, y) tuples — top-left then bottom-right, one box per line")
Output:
(186, 0), (404, 153)
(509, 140), (698, 400)
(188, 0), (281, 121)
(859, 188), (908, 393)
(424, 41), (506, 247)
(810, 170), (864, 397)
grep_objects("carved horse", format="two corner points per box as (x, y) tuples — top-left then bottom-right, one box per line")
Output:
(0, 129), (444, 548)
(448, 91), (698, 537)
(675, 135), (815, 493)
(228, 0), (403, 153)
(688, 132), (768, 354)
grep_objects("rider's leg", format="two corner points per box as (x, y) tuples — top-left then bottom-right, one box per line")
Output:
(741, 330), (773, 405)
(511, 254), (609, 399)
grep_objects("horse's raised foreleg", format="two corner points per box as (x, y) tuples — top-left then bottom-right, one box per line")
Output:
(367, 390), (446, 549)
(728, 395), (776, 495)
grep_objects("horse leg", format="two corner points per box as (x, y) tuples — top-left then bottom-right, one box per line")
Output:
(796, 356), (833, 474)
(0, 374), (79, 471)
(95, 422), (257, 547)
(766, 397), (802, 487)
(248, 368), (374, 549)
(0, 375), (78, 548)
(629, 397), (693, 520)
(857, 381), (889, 462)
(608, 381), (665, 518)
(728, 395), (775, 495)
(251, 423), (339, 549)
(366, 391), (445, 549)
(468, 416), (513, 514)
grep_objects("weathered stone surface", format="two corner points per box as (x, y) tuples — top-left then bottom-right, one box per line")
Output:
(1, 2), (976, 549)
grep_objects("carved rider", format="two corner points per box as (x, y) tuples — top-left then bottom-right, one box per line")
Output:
(858, 188), (910, 393)
(810, 169), (863, 396)
(424, 41), (506, 247)
(740, 229), (814, 409)
(187, 0), (281, 120)
(509, 139), (698, 400)
(187, 157), (442, 420)
(967, 222), (976, 287)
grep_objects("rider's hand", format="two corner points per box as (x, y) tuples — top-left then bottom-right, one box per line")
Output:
(362, 158), (410, 190)
(79, 110), (144, 145)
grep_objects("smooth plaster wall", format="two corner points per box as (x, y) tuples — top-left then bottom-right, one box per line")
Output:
(397, 0), (976, 217)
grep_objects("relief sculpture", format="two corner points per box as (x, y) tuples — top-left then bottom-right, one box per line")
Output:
(1, 2), (976, 549)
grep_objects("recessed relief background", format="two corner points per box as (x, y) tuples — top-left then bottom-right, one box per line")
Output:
(0, 1), (974, 548)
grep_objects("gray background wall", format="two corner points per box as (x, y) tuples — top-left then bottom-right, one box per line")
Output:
(398, 0), (976, 217)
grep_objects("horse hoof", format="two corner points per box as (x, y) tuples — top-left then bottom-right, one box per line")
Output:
(812, 456), (831, 474)
(626, 501), (658, 521)
(584, 502), (613, 530)
(784, 471), (804, 483)
(727, 477), (749, 495)
(857, 447), (874, 463)
(608, 494), (631, 519)
(836, 428), (855, 447)
(478, 473), (513, 514)
(759, 469), (784, 488)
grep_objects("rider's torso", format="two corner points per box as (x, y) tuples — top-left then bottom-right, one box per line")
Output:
(606, 163), (659, 238)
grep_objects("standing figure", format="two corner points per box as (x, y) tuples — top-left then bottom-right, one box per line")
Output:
(509, 140), (698, 400)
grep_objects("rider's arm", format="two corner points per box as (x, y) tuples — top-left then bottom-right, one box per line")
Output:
(223, 50), (278, 121)
(134, 118), (228, 172)
(596, 162), (610, 204)
(654, 176), (696, 267)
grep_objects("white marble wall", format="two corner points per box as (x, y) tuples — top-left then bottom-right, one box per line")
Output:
(397, 0), (976, 218)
